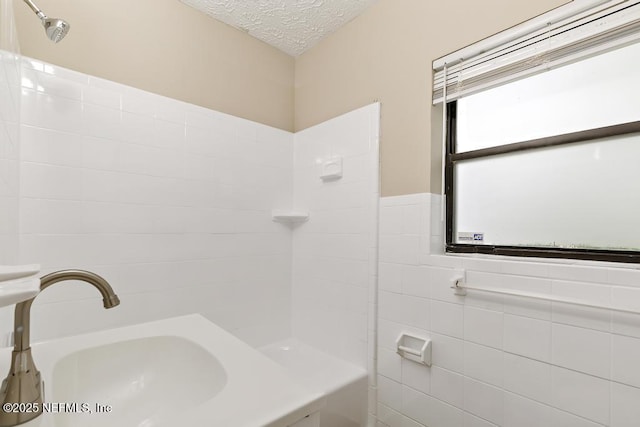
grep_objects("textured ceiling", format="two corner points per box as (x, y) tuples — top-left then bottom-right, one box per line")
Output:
(180, 0), (379, 56)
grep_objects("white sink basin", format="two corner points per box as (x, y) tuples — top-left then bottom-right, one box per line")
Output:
(51, 336), (226, 427)
(6, 315), (324, 427)
(0, 264), (40, 308)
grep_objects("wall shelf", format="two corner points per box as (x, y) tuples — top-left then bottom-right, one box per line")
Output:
(272, 210), (310, 224)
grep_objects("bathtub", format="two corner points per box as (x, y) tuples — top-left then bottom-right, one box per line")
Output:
(0, 315), (325, 427)
(260, 338), (367, 427)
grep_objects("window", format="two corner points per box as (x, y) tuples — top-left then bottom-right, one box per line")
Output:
(434, 0), (640, 263)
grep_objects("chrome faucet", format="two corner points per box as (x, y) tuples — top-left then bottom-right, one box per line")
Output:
(0, 270), (120, 426)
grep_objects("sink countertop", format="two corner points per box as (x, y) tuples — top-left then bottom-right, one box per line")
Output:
(0, 314), (325, 427)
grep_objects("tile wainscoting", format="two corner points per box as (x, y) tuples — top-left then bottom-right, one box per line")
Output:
(377, 193), (640, 427)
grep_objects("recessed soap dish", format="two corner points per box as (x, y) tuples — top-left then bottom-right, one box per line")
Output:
(396, 333), (432, 366)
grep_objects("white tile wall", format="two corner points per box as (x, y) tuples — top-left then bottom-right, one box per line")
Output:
(291, 103), (380, 368)
(0, 50), (19, 265)
(0, 2), (21, 333)
(0, 1), (20, 266)
(4, 55), (378, 426)
(377, 192), (640, 427)
(11, 57), (295, 347)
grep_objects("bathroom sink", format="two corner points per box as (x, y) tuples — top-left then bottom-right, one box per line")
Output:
(7, 315), (324, 427)
(0, 264), (40, 308)
(51, 336), (226, 427)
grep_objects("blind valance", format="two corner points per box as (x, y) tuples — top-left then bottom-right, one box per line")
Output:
(432, 0), (640, 104)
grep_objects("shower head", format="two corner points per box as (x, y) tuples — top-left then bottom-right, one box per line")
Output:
(42, 17), (70, 43)
(22, 0), (70, 43)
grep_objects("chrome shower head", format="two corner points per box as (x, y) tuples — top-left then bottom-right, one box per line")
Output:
(42, 17), (71, 43)
(22, 0), (70, 43)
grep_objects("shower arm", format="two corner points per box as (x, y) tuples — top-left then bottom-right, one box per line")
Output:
(22, 0), (46, 19)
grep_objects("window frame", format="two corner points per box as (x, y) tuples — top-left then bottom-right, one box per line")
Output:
(444, 100), (640, 264)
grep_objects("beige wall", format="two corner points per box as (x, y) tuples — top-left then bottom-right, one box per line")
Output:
(294, 0), (568, 196)
(14, 0), (295, 131)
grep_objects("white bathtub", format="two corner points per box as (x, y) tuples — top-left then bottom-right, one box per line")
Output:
(0, 315), (324, 427)
(260, 339), (368, 427)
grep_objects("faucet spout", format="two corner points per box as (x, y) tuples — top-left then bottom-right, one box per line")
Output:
(14, 270), (120, 353)
(40, 270), (120, 308)
(0, 270), (120, 426)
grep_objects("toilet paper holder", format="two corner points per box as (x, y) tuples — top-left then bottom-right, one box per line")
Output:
(396, 333), (431, 366)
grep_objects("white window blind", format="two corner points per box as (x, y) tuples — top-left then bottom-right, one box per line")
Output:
(432, 0), (640, 104)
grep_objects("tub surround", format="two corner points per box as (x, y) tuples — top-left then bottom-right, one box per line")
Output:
(12, 57), (381, 357)
(1, 54), (378, 427)
(289, 103), (380, 426)
(14, 56), (294, 347)
(291, 103), (380, 368)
